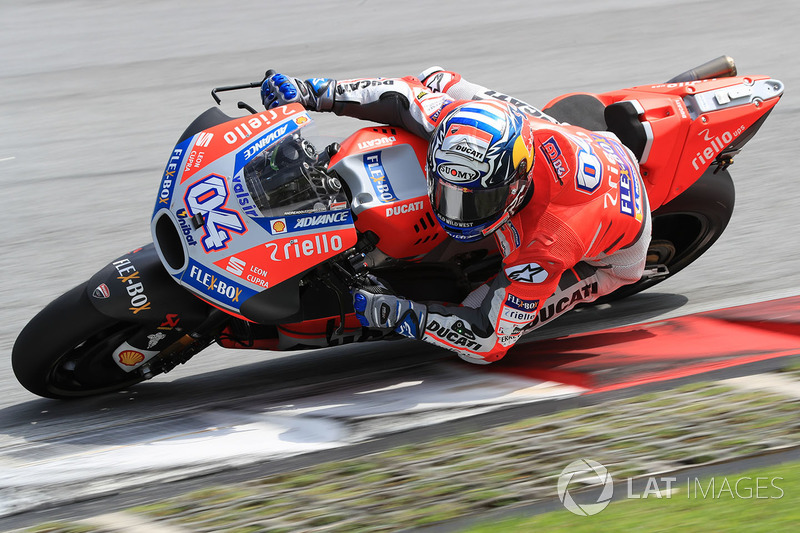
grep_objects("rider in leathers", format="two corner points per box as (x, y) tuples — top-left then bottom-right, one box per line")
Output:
(262, 68), (651, 364)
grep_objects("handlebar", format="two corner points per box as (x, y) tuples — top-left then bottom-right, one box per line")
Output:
(211, 70), (275, 104)
(211, 80), (262, 104)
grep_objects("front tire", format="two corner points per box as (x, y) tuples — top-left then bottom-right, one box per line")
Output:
(14, 283), (153, 399)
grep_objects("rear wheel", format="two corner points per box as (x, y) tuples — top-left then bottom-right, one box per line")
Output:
(599, 168), (735, 302)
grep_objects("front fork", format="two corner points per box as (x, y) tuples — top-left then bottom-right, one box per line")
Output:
(85, 243), (224, 376)
(110, 308), (230, 378)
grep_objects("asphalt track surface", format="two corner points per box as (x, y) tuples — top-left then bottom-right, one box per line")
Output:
(1, 0), (799, 524)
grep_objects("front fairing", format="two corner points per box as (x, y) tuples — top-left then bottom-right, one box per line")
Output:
(151, 104), (357, 317)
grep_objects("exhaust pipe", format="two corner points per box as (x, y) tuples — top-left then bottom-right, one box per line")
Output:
(667, 55), (737, 83)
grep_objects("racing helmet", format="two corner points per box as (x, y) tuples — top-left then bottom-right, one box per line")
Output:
(426, 100), (535, 242)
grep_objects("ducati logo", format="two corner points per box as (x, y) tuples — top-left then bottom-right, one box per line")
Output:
(92, 284), (110, 299)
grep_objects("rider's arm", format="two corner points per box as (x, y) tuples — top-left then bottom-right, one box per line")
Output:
(329, 76), (455, 139)
(421, 260), (564, 364)
(261, 73), (455, 139)
(417, 66), (559, 124)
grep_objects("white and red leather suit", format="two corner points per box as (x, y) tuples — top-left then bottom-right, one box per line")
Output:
(328, 69), (651, 363)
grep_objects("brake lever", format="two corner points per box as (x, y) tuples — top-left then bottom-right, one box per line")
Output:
(211, 80), (263, 105)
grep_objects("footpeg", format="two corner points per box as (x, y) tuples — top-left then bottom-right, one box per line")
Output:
(642, 264), (669, 280)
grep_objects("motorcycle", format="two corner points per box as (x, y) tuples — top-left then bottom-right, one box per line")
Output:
(12, 57), (784, 399)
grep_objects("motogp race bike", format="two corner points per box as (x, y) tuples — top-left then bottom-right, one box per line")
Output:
(13, 57), (784, 398)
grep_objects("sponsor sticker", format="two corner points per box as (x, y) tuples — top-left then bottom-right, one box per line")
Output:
(505, 263), (549, 284)
(146, 332), (167, 349)
(529, 282), (599, 327)
(112, 258), (150, 314)
(213, 227), (357, 290)
(158, 313), (181, 330)
(271, 218), (288, 234)
(154, 139), (190, 213)
(358, 135), (396, 150)
(540, 136), (570, 183)
(235, 123), (291, 168)
(496, 221), (521, 257)
(496, 293), (540, 342)
(437, 162), (479, 183)
(92, 284), (110, 299)
(442, 123), (493, 161)
(184, 259), (257, 309)
(112, 342), (160, 371)
(504, 293), (539, 312)
(363, 152), (399, 203)
(175, 209), (198, 246)
(118, 349), (145, 367)
(256, 210), (352, 235)
(386, 200), (425, 217)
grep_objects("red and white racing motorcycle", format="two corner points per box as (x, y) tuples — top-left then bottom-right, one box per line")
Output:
(12, 57), (783, 398)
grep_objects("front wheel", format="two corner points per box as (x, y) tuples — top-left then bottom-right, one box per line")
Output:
(13, 283), (207, 399)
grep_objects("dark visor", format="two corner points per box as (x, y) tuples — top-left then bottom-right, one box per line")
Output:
(431, 179), (512, 223)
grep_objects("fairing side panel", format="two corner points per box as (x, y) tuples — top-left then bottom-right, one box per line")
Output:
(86, 244), (210, 326)
(332, 126), (444, 260)
(544, 75), (784, 210)
(151, 104), (357, 317)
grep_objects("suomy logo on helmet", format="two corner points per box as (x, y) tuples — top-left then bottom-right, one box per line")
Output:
(437, 162), (478, 183)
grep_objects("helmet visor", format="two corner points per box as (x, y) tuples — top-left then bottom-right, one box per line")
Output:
(431, 179), (512, 223)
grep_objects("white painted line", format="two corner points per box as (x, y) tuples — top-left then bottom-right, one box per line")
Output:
(81, 511), (192, 533)
(356, 380), (424, 394)
(720, 373), (800, 398)
(0, 157), (15, 162)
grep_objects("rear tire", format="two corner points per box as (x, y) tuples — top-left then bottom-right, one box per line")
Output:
(599, 168), (735, 302)
(14, 283), (152, 399)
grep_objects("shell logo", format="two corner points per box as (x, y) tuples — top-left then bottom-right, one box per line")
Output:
(271, 219), (287, 233)
(119, 350), (145, 366)
(295, 116), (309, 125)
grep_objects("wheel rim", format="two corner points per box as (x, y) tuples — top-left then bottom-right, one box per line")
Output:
(646, 239), (676, 266)
(45, 322), (144, 397)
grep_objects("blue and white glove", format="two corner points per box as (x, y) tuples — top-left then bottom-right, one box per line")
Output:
(261, 72), (336, 111)
(352, 287), (428, 340)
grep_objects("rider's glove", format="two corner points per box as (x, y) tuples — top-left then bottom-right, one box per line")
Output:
(261, 72), (336, 112)
(352, 285), (427, 340)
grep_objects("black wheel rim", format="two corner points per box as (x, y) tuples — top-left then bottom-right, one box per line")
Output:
(45, 322), (144, 397)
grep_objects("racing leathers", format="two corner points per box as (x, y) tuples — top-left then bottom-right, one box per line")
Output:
(275, 69), (651, 364)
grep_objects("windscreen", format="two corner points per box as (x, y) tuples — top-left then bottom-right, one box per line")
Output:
(243, 130), (348, 217)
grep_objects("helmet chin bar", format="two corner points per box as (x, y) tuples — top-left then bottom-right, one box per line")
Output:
(479, 177), (531, 237)
(481, 212), (510, 237)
